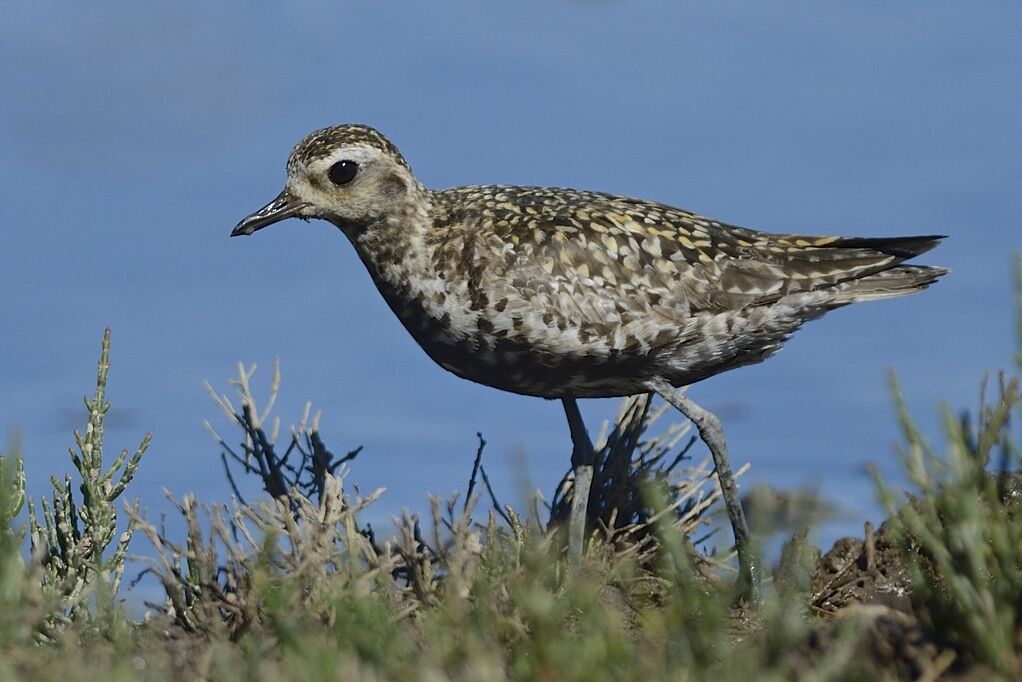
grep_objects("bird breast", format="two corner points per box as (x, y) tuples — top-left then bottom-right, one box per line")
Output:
(350, 222), (697, 397)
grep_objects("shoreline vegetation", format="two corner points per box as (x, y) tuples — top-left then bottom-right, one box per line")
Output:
(1, 260), (1019, 680)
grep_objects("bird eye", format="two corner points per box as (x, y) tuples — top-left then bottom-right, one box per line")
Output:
(328, 160), (358, 185)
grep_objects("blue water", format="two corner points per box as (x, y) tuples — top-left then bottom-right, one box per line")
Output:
(1, 3), (1019, 601)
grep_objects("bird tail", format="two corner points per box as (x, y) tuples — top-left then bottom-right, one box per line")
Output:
(826, 264), (949, 305)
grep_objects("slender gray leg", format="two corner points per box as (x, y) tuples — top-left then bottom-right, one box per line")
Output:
(562, 397), (596, 563)
(647, 378), (760, 601)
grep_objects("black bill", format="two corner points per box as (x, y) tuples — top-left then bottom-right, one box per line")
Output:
(231, 190), (309, 237)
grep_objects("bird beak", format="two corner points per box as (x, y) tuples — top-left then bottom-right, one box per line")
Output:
(231, 190), (309, 237)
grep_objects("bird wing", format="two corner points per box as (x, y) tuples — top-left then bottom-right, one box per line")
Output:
(431, 185), (941, 333)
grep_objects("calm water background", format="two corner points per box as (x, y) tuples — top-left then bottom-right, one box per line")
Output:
(2, 3), (1019, 593)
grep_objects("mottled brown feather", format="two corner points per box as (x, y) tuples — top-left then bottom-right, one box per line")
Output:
(255, 125), (948, 399)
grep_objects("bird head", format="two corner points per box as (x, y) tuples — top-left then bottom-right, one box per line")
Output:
(232, 124), (419, 237)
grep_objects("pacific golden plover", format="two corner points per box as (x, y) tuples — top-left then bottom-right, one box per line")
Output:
(233, 124), (947, 592)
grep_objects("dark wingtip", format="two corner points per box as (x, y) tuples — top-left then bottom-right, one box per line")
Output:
(830, 234), (946, 259)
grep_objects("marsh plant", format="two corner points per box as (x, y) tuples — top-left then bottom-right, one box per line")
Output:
(0, 329), (150, 648)
(874, 370), (1022, 673)
(0, 261), (1021, 679)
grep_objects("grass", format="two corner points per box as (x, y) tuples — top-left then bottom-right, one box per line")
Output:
(0, 261), (1020, 680)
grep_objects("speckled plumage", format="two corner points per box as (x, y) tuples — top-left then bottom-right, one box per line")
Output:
(234, 123), (948, 581)
(235, 124), (946, 402)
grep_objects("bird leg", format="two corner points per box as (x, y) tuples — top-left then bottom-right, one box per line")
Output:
(562, 397), (596, 563)
(647, 379), (761, 602)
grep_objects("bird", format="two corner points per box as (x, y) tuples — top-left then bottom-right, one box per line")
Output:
(232, 123), (947, 594)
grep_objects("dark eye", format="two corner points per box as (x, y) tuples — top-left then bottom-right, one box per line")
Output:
(328, 160), (358, 185)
